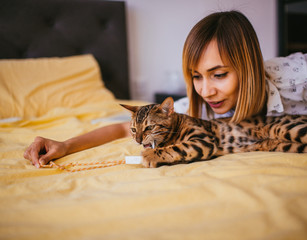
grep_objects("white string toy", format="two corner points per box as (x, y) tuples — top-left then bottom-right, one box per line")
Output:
(41, 156), (142, 172)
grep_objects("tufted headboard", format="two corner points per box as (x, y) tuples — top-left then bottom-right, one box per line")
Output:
(0, 0), (130, 99)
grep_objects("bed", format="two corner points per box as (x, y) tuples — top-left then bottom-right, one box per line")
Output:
(0, 0), (307, 239)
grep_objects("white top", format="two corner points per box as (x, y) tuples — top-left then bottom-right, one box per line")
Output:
(174, 52), (307, 119)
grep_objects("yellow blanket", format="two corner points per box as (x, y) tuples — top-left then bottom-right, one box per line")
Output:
(1, 55), (306, 239)
(1, 101), (307, 240)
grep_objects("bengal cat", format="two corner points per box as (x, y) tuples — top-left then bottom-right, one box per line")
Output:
(121, 97), (307, 168)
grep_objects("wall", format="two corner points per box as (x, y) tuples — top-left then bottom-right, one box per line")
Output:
(111, 0), (277, 101)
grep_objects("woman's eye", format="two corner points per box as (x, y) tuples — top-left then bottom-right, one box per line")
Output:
(214, 72), (228, 79)
(145, 125), (154, 131)
(192, 75), (201, 80)
(131, 128), (136, 133)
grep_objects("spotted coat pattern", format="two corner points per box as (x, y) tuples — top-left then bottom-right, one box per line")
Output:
(122, 98), (307, 168)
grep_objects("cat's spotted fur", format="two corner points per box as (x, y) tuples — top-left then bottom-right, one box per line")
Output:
(121, 97), (307, 168)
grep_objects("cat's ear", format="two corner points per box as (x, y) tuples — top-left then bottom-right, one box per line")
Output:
(120, 104), (139, 113)
(160, 97), (174, 116)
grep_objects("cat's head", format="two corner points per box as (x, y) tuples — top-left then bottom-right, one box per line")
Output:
(121, 97), (175, 149)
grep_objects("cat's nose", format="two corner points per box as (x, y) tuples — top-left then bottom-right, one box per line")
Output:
(136, 134), (143, 144)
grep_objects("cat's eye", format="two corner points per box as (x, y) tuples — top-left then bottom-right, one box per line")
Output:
(131, 128), (136, 133)
(145, 125), (154, 131)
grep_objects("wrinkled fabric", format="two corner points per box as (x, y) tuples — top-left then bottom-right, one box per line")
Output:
(1, 102), (307, 240)
(266, 52), (307, 116)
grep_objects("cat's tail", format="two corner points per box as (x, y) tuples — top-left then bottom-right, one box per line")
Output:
(252, 122), (307, 144)
(245, 139), (307, 153)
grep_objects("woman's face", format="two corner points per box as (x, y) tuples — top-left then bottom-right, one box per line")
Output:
(192, 40), (239, 115)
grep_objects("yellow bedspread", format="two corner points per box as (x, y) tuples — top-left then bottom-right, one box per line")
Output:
(1, 101), (307, 240)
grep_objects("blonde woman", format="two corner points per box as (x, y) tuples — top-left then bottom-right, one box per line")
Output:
(24, 10), (307, 168)
(182, 10), (266, 122)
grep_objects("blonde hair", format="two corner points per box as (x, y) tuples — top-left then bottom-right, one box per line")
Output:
(182, 11), (266, 123)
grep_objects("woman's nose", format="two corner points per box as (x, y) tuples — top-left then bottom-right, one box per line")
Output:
(201, 80), (217, 98)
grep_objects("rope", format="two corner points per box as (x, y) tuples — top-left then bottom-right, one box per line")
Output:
(41, 160), (125, 172)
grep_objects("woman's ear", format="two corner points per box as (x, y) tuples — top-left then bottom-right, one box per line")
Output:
(159, 97), (174, 116)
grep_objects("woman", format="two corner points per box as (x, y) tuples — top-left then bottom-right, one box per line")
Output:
(182, 10), (266, 122)
(180, 11), (307, 122)
(24, 10), (307, 168)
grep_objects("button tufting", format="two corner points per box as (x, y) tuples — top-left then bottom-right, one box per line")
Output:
(74, 47), (83, 54)
(99, 19), (108, 30)
(18, 48), (27, 58)
(45, 18), (55, 28)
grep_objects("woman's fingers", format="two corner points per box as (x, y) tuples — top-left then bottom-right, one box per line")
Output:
(24, 137), (47, 168)
(38, 148), (57, 166)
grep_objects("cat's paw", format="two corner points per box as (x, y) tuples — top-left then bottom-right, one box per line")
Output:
(142, 149), (160, 168)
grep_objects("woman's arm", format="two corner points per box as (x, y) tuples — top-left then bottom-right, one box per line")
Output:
(24, 122), (130, 168)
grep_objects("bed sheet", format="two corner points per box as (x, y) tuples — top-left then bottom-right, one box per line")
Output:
(0, 101), (307, 240)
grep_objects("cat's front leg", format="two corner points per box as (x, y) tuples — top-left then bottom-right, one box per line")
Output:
(142, 148), (162, 168)
(142, 140), (217, 168)
(142, 147), (177, 168)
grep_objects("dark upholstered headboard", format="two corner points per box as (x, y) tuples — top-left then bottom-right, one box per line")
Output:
(0, 0), (130, 99)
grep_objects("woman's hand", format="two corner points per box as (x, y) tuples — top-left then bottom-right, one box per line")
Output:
(24, 136), (68, 168)
(24, 122), (131, 169)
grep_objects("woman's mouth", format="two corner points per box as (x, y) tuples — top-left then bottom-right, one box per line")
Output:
(207, 100), (224, 108)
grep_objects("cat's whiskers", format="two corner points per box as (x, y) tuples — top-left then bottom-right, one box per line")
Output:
(123, 100), (307, 168)
(151, 130), (179, 136)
